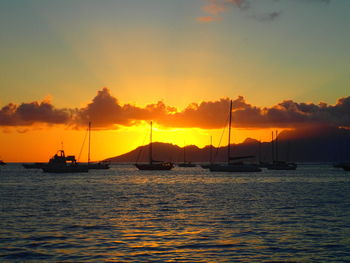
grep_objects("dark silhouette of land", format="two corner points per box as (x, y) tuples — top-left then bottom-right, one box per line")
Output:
(106, 126), (350, 163)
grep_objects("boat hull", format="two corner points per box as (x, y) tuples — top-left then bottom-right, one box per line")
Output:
(23, 163), (45, 169)
(178, 163), (196, 167)
(266, 162), (297, 170)
(135, 163), (174, 170)
(342, 165), (350, 171)
(209, 164), (261, 172)
(42, 165), (88, 173)
(88, 162), (110, 169)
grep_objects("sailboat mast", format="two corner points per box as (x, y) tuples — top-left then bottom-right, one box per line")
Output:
(258, 139), (262, 163)
(227, 100), (233, 164)
(210, 136), (213, 164)
(183, 141), (186, 163)
(271, 131), (275, 163)
(88, 122), (91, 165)
(275, 130), (278, 162)
(149, 121), (153, 164)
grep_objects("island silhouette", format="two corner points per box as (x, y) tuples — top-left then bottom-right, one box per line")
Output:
(105, 126), (350, 164)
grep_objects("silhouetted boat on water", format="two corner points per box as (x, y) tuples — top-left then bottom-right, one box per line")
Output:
(333, 162), (350, 171)
(201, 136), (213, 169)
(267, 131), (297, 170)
(178, 143), (196, 167)
(42, 150), (88, 173)
(209, 100), (261, 173)
(342, 164), (350, 171)
(25, 122), (108, 171)
(23, 162), (45, 169)
(0, 160), (6, 166)
(266, 161), (297, 170)
(135, 121), (174, 170)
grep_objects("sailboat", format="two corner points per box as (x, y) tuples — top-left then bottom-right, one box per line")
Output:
(209, 100), (261, 172)
(178, 142), (196, 167)
(135, 121), (174, 170)
(201, 136), (214, 169)
(267, 131), (297, 170)
(86, 122), (110, 169)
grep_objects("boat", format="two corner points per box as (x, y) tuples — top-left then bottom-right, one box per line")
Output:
(342, 164), (350, 171)
(201, 136), (214, 169)
(86, 122), (110, 170)
(178, 143), (196, 167)
(42, 150), (88, 173)
(135, 121), (174, 170)
(209, 100), (261, 173)
(266, 161), (297, 170)
(333, 162), (350, 171)
(23, 162), (45, 169)
(0, 160), (6, 166)
(88, 161), (110, 169)
(178, 162), (196, 167)
(267, 131), (297, 170)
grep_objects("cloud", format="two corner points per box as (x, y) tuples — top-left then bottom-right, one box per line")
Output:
(1, 88), (350, 131)
(197, 16), (222, 23)
(0, 100), (71, 127)
(198, 0), (330, 23)
(73, 88), (172, 129)
(254, 11), (281, 22)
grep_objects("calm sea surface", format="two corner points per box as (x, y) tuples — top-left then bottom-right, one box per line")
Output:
(1, 164), (350, 262)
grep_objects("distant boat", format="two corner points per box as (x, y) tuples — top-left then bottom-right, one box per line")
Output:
(333, 162), (350, 171)
(209, 100), (261, 173)
(88, 161), (110, 169)
(342, 164), (350, 171)
(266, 161), (297, 170)
(23, 162), (45, 169)
(178, 163), (196, 167)
(178, 143), (196, 167)
(267, 131), (297, 170)
(42, 150), (88, 173)
(135, 121), (174, 170)
(0, 160), (6, 166)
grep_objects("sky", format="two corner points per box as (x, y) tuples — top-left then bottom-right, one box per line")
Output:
(1, 0), (350, 162)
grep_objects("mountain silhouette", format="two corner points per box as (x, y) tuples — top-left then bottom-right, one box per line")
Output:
(106, 126), (350, 163)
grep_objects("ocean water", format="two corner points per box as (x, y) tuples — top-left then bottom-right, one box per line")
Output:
(1, 164), (350, 262)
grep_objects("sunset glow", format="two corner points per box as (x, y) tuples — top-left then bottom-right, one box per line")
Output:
(1, 0), (349, 162)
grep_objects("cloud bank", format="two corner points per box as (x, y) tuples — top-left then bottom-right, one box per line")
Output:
(1, 88), (349, 131)
(198, 0), (330, 23)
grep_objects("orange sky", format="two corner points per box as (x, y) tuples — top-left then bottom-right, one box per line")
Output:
(0, 121), (282, 162)
(0, 87), (348, 162)
(1, 1), (349, 162)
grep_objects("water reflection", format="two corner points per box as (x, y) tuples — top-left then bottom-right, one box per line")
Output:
(0, 164), (350, 262)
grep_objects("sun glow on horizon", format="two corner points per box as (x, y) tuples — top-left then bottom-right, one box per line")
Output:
(0, 122), (287, 162)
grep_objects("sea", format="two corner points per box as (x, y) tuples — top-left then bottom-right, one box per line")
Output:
(1, 163), (350, 262)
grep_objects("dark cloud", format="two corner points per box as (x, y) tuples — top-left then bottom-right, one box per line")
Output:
(1, 88), (350, 131)
(198, 0), (331, 23)
(254, 11), (281, 22)
(0, 100), (70, 127)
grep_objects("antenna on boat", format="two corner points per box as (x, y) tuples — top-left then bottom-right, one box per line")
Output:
(210, 135), (213, 165)
(88, 122), (91, 165)
(150, 121), (153, 164)
(183, 140), (186, 163)
(271, 131), (274, 163)
(275, 130), (278, 162)
(227, 100), (233, 164)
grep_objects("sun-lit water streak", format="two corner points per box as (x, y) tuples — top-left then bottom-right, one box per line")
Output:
(1, 164), (350, 262)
